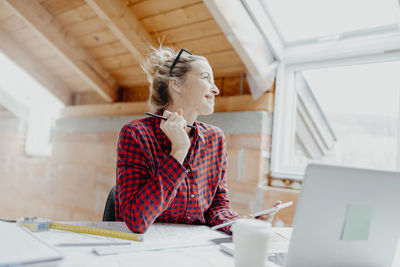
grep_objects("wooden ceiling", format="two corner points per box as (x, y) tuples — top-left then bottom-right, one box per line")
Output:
(0, 0), (250, 106)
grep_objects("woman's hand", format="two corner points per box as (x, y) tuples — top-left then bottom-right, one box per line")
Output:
(254, 200), (282, 223)
(160, 109), (190, 164)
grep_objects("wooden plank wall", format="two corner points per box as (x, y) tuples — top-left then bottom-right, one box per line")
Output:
(1, 0), (252, 104)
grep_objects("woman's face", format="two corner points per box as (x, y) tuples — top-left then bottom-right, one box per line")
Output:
(179, 60), (220, 116)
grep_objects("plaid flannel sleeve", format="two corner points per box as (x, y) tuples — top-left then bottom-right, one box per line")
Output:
(204, 133), (239, 235)
(116, 124), (187, 233)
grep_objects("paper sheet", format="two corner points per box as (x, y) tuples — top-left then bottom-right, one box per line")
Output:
(0, 221), (63, 265)
(93, 223), (230, 255)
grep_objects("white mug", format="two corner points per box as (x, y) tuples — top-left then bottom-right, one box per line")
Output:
(231, 218), (272, 267)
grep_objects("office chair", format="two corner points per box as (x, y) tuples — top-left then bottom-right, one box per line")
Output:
(102, 185), (116, 221)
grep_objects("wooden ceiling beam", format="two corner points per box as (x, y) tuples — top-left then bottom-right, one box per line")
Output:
(85, 0), (156, 64)
(3, 0), (118, 102)
(0, 28), (73, 105)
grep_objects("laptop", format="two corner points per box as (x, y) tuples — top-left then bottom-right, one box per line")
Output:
(221, 164), (400, 267)
(0, 221), (63, 266)
(285, 163), (400, 267)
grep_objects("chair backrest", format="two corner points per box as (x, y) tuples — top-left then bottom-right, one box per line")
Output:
(102, 185), (116, 221)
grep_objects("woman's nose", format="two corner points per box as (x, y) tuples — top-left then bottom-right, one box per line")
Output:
(212, 84), (220, 96)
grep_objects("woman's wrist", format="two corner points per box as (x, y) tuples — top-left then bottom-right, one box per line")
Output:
(170, 148), (188, 164)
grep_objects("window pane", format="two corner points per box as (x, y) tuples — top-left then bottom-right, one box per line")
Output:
(295, 61), (400, 171)
(263, 0), (400, 42)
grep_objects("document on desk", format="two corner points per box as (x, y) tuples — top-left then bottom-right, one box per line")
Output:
(93, 223), (231, 256)
(0, 221), (63, 266)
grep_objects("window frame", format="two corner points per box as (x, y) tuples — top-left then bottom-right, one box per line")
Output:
(241, 0), (400, 179)
(271, 52), (400, 179)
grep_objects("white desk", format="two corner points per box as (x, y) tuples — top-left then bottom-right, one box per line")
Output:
(30, 222), (287, 267)
(7, 221), (400, 267)
(34, 222), (238, 267)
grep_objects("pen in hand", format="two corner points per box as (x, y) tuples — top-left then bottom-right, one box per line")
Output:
(211, 201), (293, 231)
(145, 112), (196, 129)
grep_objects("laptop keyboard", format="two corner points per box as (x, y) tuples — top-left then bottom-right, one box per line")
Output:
(268, 253), (287, 266)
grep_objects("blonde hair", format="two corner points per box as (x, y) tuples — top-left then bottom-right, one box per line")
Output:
(141, 46), (207, 112)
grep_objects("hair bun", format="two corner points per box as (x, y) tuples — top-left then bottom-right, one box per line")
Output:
(141, 46), (176, 83)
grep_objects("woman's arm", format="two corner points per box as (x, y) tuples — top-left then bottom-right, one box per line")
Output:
(116, 124), (186, 234)
(204, 134), (239, 234)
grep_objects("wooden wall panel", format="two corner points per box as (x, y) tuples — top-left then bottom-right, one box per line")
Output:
(140, 3), (212, 33)
(207, 50), (244, 70)
(63, 77), (92, 93)
(110, 65), (147, 86)
(121, 86), (149, 102)
(89, 41), (129, 59)
(77, 29), (119, 48)
(169, 34), (232, 55)
(22, 36), (45, 50)
(30, 45), (58, 59)
(53, 4), (96, 25)
(73, 91), (109, 105)
(213, 65), (247, 78)
(64, 17), (107, 38)
(125, 0), (143, 5)
(39, 0), (85, 16)
(0, 15), (25, 32)
(98, 53), (137, 71)
(130, 0), (201, 20)
(0, 3), (13, 21)
(151, 19), (222, 44)
(41, 56), (68, 70)
(219, 76), (250, 96)
(9, 26), (37, 42)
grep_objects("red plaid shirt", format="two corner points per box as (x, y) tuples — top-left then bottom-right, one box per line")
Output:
(115, 113), (238, 234)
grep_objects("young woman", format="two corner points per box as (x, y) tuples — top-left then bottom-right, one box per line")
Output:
(115, 47), (278, 234)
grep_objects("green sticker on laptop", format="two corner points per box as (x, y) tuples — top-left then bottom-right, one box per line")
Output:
(341, 205), (372, 241)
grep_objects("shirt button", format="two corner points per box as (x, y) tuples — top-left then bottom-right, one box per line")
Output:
(187, 216), (191, 220)
(190, 194), (195, 198)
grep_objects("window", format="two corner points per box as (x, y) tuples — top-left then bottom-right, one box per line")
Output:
(240, 0), (400, 179)
(298, 61), (400, 170)
(271, 57), (400, 179)
(261, 0), (400, 44)
(0, 52), (64, 156)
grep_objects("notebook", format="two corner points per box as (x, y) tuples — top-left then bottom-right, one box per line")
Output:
(0, 221), (63, 266)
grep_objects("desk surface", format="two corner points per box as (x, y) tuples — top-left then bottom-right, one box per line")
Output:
(32, 222), (286, 267)
(9, 222), (400, 267)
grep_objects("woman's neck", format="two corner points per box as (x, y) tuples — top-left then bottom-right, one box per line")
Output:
(166, 106), (197, 127)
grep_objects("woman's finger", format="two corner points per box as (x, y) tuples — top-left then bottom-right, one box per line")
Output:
(163, 110), (171, 118)
(273, 200), (282, 207)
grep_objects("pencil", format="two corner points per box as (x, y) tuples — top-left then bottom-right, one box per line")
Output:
(144, 112), (196, 129)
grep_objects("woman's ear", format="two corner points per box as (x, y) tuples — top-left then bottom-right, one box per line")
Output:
(168, 78), (183, 94)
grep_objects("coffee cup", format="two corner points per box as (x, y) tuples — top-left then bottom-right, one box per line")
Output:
(231, 218), (272, 267)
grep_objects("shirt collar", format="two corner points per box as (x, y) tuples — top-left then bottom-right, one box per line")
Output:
(193, 121), (205, 144)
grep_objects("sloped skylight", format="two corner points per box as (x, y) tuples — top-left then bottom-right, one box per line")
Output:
(262, 0), (400, 43)
(0, 52), (63, 112)
(0, 52), (64, 156)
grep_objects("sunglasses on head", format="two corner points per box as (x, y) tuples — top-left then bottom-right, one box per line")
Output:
(169, 48), (192, 77)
